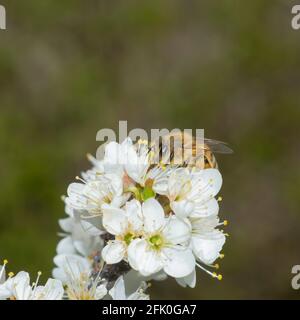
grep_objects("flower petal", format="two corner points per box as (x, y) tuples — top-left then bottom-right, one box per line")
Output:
(80, 220), (103, 236)
(109, 276), (126, 300)
(95, 284), (108, 300)
(125, 143), (150, 184)
(103, 141), (125, 175)
(125, 199), (143, 232)
(192, 230), (225, 264)
(191, 198), (219, 218)
(163, 247), (195, 278)
(52, 268), (66, 283)
(102, 241), (126, 264)
(37, 279), (64, 300)
(0, 283), (12, 299)
(58, 218), (74, 233)
(128, 239), (163, 276)
(170, 200), (194, 218)
(56, 236), (75, 255)
(14, 272), (32, 300)
(162, 216), (191, 245)
(102, 204), (127, 235)
(104, 173), (123, 197)
(53, 254), (91, 282)
(176, 269), (196, 288)
(190, 169), (222, 201)
(168, 168), (191, 200)
(142, 198), (165, 233)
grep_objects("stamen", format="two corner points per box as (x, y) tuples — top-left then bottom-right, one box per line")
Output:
(217, 220), (228, 227)
(75, 176), (86, 184)
(212, 272), (223, 281)
(32, 271), (42, 292)
(219, 253), (225, 259)
(196, 262), (217, 278)
(80, 213), (102, 219)
(0, 259), (8, 280)
(196, 262), (222, 281)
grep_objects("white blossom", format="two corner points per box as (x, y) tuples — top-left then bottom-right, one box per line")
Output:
(165, 168), (222, 218)
(127, 198), (195, 278)
(0, 266), (63, 300)
(57, 206), (103, 256)
(53, 135), (228, 298)
(53, 254), (107, 300)
(109, 276), (149, 300)
(101, 199), (143, 264)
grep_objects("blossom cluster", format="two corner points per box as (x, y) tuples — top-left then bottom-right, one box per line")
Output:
(0, 136), (227, 300)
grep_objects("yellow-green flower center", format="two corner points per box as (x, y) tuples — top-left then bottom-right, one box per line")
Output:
(149, 234), (164, 250)
(124, 232), (134, 245)
(127, 179), (156, 201)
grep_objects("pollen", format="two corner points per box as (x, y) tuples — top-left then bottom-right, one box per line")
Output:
(217, 274), (223, 281)
(219, 253), (225, 259)
(8, 272), (14, 278)
(3, 259), (8, 265)
(217, 196), (223, 202)
(223, 220), (228, 226)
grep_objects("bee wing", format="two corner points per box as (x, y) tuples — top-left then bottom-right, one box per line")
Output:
(203, 138), (233, 154)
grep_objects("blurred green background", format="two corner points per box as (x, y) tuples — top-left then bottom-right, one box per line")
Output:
(1, 0), (300, 299)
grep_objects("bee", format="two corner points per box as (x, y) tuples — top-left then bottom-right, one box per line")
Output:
(151, 131), (233, 169)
